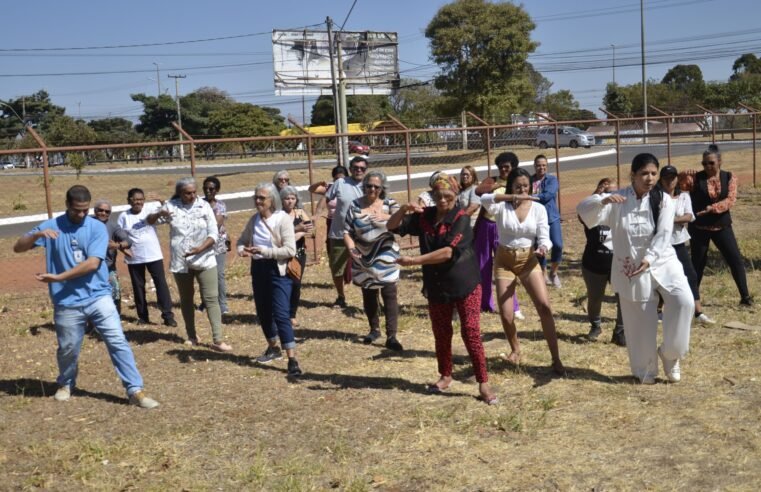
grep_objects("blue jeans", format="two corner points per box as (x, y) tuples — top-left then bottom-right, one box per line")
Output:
(251, 259), (296, 350)
(54, 295), (144, 396)
(539, 219), (564, 268)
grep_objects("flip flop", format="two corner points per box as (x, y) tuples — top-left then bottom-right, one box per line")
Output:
(479, 394), (499, 406)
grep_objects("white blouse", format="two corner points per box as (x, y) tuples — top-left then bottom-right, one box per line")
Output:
(480, 194), (552, 251)
(577, 186), (687, 302)
(671, 192), (694, 246)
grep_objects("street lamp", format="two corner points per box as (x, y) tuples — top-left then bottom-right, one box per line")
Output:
(152, 62), (161, 97)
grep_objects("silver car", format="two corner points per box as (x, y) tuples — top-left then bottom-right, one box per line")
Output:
(535, 126), (595, 149)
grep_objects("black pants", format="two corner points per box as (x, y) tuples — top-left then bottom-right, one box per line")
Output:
(689, 225), (750, 300)
(673, 243), (700, 301)
(127, 259), (175, 322)
(362, 283), (398, 338)
(289, 254), (307, 319)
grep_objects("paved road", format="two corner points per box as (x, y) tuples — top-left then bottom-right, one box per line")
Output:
(0, 141), (751, 238)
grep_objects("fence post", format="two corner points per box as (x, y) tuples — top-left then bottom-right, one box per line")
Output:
(25, 127), (53, 218)
(171, 122), (196, 177)
(466, 112), (492, 175)
(600, 108), (622, 189)
(739, 103), (759, 188)
(306, 135), (319, 262)
(650, 106), (671, 164)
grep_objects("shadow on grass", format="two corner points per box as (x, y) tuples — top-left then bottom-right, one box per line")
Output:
(0, 378), (127, 405)
(29, 322), (55, 335)
(481, 329), (593, 346)
(223, 313), (260, 325)
(122, 329), (185, 345)
(164, 349), (474, 400)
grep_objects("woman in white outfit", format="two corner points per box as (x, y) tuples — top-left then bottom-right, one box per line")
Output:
(577, 153), (694, 384)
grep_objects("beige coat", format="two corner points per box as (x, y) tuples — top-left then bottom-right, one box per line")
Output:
(236, 211), (296, 277)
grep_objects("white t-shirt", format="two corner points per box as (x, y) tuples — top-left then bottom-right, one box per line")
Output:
(480, 194), (552, 251)
(671, 192), (694, 246)
(117, 206), (164, 264)
(251, 211), (286, 259)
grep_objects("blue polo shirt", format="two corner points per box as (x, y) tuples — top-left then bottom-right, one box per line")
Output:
(30, 214), (111, 307)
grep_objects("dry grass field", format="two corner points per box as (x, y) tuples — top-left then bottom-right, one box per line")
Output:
(0, 161), (760, 490)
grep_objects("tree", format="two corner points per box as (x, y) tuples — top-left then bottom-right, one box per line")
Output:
(310, 95), (392, 128)
(603, 83), (633, 115)
(538, 90), (580, 121)
(130, 93), (179, 139)
(1, 90), (66, 148)
(208, 103), (285, 138)
(425, 0), (537, 119)
(662, 64), (704, 91)
(730, 53), (761, 81)
(180, 87), (234, 137)
(44, 115), (97, 147)
(88, 118), (140, 144)
(390, 79), (440, 128)
(310, 96), (336, 126)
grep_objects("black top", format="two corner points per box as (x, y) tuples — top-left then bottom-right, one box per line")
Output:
(581, 222), (613, 276)
(105, 222), (130, 272)
(690, 170), (732, 229)
(393, 205), (479, 304)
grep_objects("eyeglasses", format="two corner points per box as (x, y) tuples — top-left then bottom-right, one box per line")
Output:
(352, 166), (367, 172)
(364, 184), (381, 190)
(254, 195), (269, 201)
(277, 178), (290, 182)
(94, 208), (111, 214)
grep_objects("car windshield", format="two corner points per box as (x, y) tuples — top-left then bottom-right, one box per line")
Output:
(566, 127), (583, 134)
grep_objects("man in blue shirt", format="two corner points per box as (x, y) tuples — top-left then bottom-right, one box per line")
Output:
(531, 155), (564, 288)
(13, 185), (159, 408)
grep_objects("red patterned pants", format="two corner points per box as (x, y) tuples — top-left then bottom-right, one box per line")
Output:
(427, 284), (489, 383)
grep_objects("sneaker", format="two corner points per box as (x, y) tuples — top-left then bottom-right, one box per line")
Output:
(544, 275), (552, 286)
(54, 385), (71, 402)
(513, 310), (525, 321)
(385, 337), (404, 351)
(210, 341), (233, 352)
(256, 346), (283, 364)
(362, 330), (381, 344)
(740, 297), (754, 307)
(129, 390), (160, 409)
(611, 327), (626, 347)
(658, 347), (681, 383)
(135, 318), (150, 326)
(332, 296), (347, 309)
(163, 318), (178, 328)
(183, 338), (200, 347)
(550, 273), (562, 289)
(696, 313), (716, 325)
(587, 323), (602, 341)
(287, 358), (303, 378)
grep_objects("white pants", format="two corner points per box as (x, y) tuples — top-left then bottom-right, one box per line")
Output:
(619, 277), (694, 382)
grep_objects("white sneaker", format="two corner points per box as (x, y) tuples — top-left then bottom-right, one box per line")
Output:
(658, 348), (681, 383)
(54, 385), (71, 402)
(550, 274), (562, 289)
(696, 313), (716, 325)
(513, 310), (525, 321)
(129, 390), (160, 409)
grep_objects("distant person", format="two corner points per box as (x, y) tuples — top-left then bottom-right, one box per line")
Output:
(201, 176), (230, 315)
(280, 185), (314, 327)
(388, 174), (497, 405)
(343, 170), (404, 351)
(148, 177), (232, 352)
(92, 199), (131, 315)
(309, 156), (368, 308)
(117, 188), (177, 327)
(658, 165), (715, 325)
(458, 165), (481, 226)
(531, 155), (563, 288)
(578, 179), (625, 345)
(473, 152), (523, 318)
(273, 170), (291, 192)
(578, 153), (693, 384)
(417, 170), (443, 208)
(13, 185), (159, 408)
(688, 145), (752, 306)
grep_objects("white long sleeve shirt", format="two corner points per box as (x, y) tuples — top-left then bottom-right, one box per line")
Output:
(577, 186), (687, 302)
(480, 194), (552, 251)
(671, 192), (694, 245)
(158, 197), (218, 273)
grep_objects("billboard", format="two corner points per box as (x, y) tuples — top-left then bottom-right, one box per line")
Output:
(272, 30), (399, 96)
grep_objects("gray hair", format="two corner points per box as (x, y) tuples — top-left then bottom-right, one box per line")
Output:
(363, 170), (388, 199)
(174, 177), (196, 199)
(272, 170), (290, 188)
(255, 182), (282, 212)
(93, 198), (112, 210)
(279, 185), (301, 208)
(428, 170), (443, 189)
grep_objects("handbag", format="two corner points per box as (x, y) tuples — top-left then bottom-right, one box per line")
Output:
(258, 213), (302, 281)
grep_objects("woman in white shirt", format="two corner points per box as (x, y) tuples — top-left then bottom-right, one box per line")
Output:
(148, 177), (231, 352)
(658, 166), (714, 324)
(577, 153), (694, 384)
(480, 167), (564, 375)
(237, 182), (302, 378)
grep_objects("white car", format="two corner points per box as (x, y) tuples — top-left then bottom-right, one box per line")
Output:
(0, 161), (15, 170)
(535, 126), (595, 149)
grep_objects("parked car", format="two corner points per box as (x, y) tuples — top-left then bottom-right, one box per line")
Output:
(348, 140), (370, 155)
(535, 126), (595, 149)
(0, 160), (15, 170)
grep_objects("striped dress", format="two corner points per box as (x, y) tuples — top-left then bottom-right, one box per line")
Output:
(344, 197), (401, 288)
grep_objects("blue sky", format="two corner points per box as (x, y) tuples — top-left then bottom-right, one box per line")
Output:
(2, 0), (759, 123)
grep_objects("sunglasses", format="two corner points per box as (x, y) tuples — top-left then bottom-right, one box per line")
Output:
(352, 166), (367, 172)
(94, 208), (111, 214)
(254, 195), (269, 201)
(364, 184), (381, 190)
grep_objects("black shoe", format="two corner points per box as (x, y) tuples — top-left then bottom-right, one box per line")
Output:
(587, 323), (602, 341)
(611, 327), (626, 347)
(256, 346), (283, 364)
(362, 330), (381, 344)
(385, 337), (404, 351)
(332, 296), (347, 309)
(740, 297), (754, 307)
(163, 318), (178, 328)
(287, 359), (303, 378)
(136, 318), (150, 326)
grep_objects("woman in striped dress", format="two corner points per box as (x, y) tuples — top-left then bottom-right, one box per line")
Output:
(343, 170), (404, 351)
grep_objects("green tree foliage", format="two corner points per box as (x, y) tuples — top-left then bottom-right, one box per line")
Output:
(88, 118), (140, 144)
(179, 87), (234, 137)
(310, 95), (392, 127)
(603, 83), (633, 115)
(131, 93), (178, 139)
(311, 96), (336, 126)
(661, 64), (704, 91)
(1, 91), (66, 148)
(730, 53), (761, 81)
(425, 0), (537, 119)
(208, 103), (285, 138)
(538, 90), (579, 121)
(390, 79), (440, 128)
(44, 115), (97, 147)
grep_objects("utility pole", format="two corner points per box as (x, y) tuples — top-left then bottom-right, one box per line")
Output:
(326, 17), (344, 166)
(336, 35), (350, 163)
(168, 74), (187, 161)
(640, 0), (648, 143)
(611, 44), (616, 85)
(153, 62), (162, 97)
